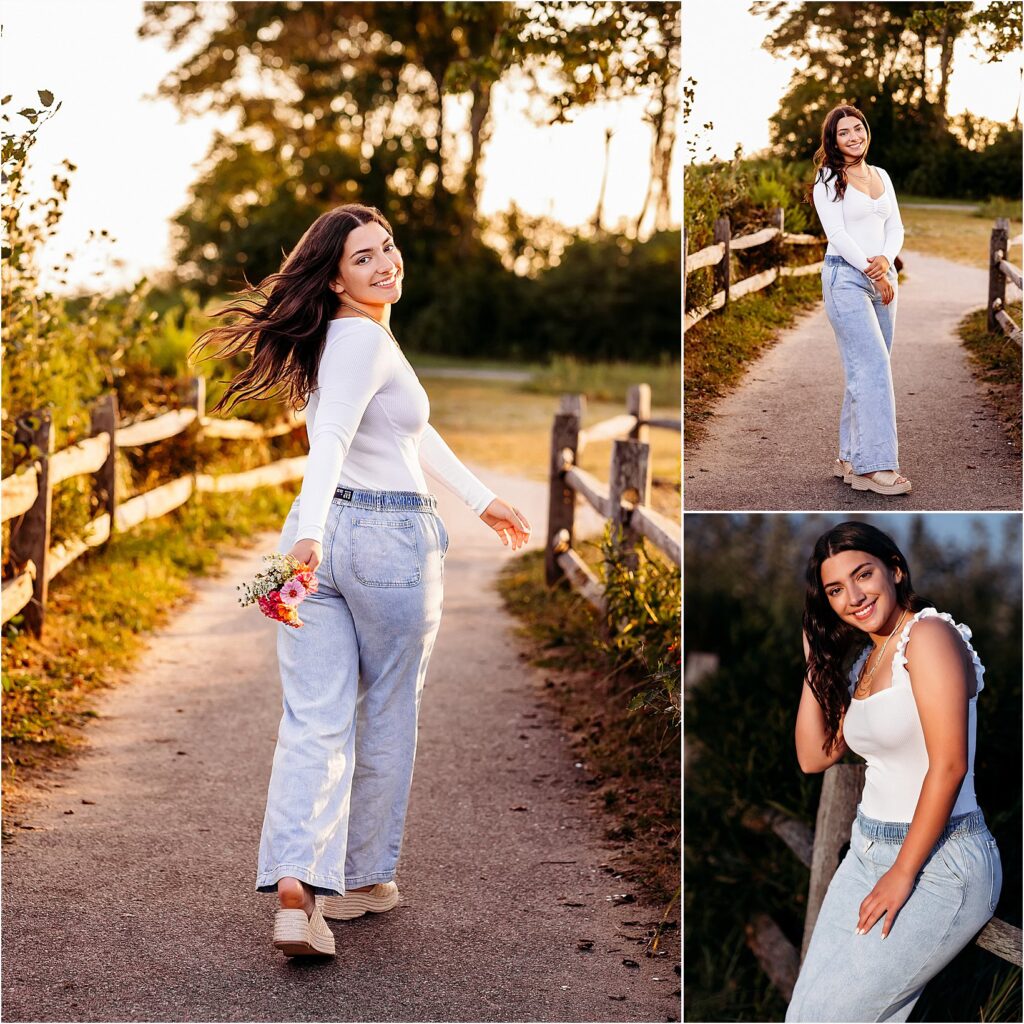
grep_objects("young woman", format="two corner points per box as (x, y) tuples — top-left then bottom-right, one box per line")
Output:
(193, 204), (531, 957)
(811, 105), (910, 496)
(788, 522), (1001, 1022)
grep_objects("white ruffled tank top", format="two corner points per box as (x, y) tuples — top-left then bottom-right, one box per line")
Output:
(842, 607), (985, 823)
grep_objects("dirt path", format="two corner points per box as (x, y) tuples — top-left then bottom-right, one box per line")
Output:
(685, 250), (1022, 511)
(1, 471), (678, 1023)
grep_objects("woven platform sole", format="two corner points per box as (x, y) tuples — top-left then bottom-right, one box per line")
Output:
(272, 907), (336, 956)
(849, 472), (912, 495)
(318, 882), (401, 921)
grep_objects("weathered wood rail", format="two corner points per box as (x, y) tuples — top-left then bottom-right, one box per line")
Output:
(988, 218), (1023, 346)
(683, 207), (825, 332)
(743, 763), (1022, 1002)
(2, 377), (308, 636)
(544, 384), (680, 613)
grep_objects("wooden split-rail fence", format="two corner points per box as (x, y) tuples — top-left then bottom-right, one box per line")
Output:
(2, 378), (308, 637)
(743, 763), (1022, 1002)
(544, 383), (680, 612)
(988, 217), (1023, 346)
(683, 207), (824, 332)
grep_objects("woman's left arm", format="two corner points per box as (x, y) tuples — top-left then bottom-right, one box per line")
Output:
(879, 168), (905, 269)
(419, 425), (531, 549)
(856, 617), (971, 938)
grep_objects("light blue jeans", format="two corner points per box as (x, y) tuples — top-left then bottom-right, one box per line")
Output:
(787, 807), (1002, 1023)
(822, 254), (900, 476)
(255, 487), (448, 897)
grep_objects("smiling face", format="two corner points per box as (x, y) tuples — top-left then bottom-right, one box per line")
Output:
(834, 114), (869, 165)
(820, 549), (904, 636)
(330, 220), (404, 312)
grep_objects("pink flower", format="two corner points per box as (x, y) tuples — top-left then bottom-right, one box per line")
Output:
(280, 578), (307, 607)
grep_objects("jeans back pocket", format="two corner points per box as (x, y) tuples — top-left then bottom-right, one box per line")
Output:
(351, 517), (422, 587)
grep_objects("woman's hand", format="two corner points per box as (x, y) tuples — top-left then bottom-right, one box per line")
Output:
(874, 275), (895, 305)
(865, 255), (890, 281)
(857, 864), (915, 939)
(480, 498), (531, 550)
(287, 538), (322, 571)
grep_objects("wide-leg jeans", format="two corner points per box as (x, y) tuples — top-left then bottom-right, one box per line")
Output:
(822, 254), (900, 476)
(787, 808), (1002, 1023)
(255, 487), (448, 897)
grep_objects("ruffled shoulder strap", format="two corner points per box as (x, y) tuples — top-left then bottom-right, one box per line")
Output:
(892, 607), (986, 697)
(848, 645), (871, 695)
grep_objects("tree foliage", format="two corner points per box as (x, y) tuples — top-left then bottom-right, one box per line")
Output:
(138, 1), (680, 297)
(750, 1), (1022, 198)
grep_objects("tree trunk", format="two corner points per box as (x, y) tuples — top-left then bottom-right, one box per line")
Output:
(458, 76), (493, 255)
(937, 23), (954, 121)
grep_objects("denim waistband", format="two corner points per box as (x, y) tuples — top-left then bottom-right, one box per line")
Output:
(332, 487), (437, 512)
(824, 254), (856, 267)
(856, 807), (987, 844)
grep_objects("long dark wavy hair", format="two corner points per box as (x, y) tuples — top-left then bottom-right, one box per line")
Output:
(803, 522), (929, 754)
(190, 203), (394, 415)
(806, 104), (871, 205)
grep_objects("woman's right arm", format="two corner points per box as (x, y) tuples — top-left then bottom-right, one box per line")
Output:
(795, 631), (848, 773)
(812, 177), (871, 272)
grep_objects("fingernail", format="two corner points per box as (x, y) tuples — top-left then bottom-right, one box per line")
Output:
(881, 932), (887, 940)
(855, 928), (862, 935)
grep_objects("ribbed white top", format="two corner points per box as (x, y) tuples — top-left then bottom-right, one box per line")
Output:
(843, 608), (984, 823)
(294, 317), (496, 544)
(812, 165), (905, 272)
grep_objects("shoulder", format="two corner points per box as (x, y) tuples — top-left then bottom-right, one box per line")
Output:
(903, 610), (970, 672)
(322, 318), (395, 363)
(813, 170), (838, 202)
(873, 165), (895, 187)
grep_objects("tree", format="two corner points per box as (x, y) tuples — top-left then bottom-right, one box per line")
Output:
(139, 2), (680, 294)
(751, 2), (974, 160)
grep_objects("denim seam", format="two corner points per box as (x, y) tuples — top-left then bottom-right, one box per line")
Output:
(257, 863), (346, 887)
(327, 504), (343, 594)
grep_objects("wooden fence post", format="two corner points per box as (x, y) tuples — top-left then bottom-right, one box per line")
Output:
(801, 763), (865, 961)
(682, 226), (688, 316)
(608, 438), (650, 573)
(989, 218), (1009, 332)
(545, 394), (584, 586)
(11, 409), (54, 637)
(714, 215), (731, 309)
(90, 393), (118, 551)
(626, 384), (652, 506)
(190, 375), (206, 420)
(771, 206), (785, 267)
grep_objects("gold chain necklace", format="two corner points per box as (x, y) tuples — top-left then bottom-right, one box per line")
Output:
(854, 608), (908, 698)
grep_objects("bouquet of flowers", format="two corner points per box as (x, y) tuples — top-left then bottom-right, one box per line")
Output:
(237, 553), (319, 628)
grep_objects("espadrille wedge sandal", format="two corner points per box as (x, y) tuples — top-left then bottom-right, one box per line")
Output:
(317, 882), (401, 921)
(848, 469), (912, 495)
(272, 905), (336, 956)
(833, 458), (853, 483)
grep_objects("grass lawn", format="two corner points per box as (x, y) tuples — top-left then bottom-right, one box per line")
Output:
(901, 206), (1023, 268)
(424, 373), (680, 521)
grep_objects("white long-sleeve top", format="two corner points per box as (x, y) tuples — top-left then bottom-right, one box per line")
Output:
(812, 165), (905, 272)
(294, 317), (497, 544)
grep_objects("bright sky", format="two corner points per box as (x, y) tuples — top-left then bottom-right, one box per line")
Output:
(684, 0), (1024, 162)
(0, 0), (682, 295)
